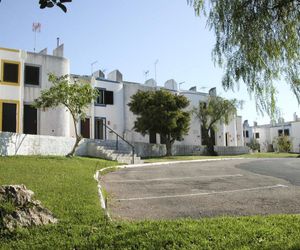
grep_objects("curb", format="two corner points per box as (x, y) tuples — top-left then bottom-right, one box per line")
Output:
(93, 157), (248, 220)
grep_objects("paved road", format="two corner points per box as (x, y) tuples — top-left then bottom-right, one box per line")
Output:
(102, 158), (300, 220)
(238, 158), (300, 186)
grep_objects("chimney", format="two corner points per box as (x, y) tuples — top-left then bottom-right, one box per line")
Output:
(209, 87), (217, 96)
(53, 43), (64, 57)
(107, 70), (123, 82)
(144, 78), (157, 87)
(253, 121), (258, 127)
(38, 48), (47, 55)
(93, 70), (105, 79)
(164, 79), (178, 91)
(189, 86), (197, 92)
(294, 112), (298, 122)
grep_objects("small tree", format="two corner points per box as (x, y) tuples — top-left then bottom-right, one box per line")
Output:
(193, 96), (241, 155)
(33, 74), (98, 156)
(128, 89), (191, 156)
(274, 135), (292, 153)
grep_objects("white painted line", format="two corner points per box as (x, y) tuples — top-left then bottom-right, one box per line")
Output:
(107, 174), (243, 183)
(118, 184), (288, 201)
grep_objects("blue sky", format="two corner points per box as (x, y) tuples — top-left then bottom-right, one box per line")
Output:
(0, 0), (299, 125)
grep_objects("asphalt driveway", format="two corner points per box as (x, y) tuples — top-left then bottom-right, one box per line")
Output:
(102, 158), (300, 220)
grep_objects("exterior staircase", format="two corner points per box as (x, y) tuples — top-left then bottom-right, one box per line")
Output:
(86, 140), (144, 165)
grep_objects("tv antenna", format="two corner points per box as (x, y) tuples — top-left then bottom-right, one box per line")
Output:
(154, 59), (159, 82)
(143, 70), (149, 81)
(178, 81), (185, 91)
(91, 61), (98, 75)
(32, 22), (41, 52)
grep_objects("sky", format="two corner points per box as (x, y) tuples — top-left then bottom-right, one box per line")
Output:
(0, 0), (299, 125)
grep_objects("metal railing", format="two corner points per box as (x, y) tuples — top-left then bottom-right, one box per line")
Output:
(103, 123), (135, 164)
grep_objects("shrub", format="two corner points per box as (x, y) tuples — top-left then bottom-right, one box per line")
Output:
(246, 139), (260, 151)
(274, 135), (292, 152)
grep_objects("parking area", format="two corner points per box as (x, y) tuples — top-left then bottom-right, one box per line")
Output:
(101, 158), (300, 220)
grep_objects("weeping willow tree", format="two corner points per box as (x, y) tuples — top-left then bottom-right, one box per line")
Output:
(188, 0), (300, 118)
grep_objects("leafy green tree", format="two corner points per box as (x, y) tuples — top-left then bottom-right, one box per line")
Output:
(188, 0), (300, 117)
(193, 96), (241, 155)
(33, 74), (98, 156)
(128, 89), (191, 156)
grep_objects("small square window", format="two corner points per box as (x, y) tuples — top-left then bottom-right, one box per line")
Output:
(25, 65), (40, 86)
(2, 61), (19, 84)
(278, 129), (283, 136)
(284, 129), (290, 136)
(255, 132), (260, 139)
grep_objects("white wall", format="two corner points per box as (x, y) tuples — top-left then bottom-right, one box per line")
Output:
(0, 47), (71, 137)
(291, 122), (300, 153)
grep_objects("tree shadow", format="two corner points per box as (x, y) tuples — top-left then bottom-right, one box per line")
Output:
(0, 132), (27, 156)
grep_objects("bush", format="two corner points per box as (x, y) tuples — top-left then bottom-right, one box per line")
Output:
(246, 139), (260, 151)
(274, 135), (292, 152)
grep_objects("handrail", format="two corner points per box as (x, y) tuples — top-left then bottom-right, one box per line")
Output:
(103, 123), (135, 164)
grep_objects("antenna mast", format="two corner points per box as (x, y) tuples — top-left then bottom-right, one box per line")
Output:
(32, 22), (41, 52)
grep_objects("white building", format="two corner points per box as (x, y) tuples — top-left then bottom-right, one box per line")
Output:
(73, 69), (244, 147)
(243, 115), (300, 153)
(0, 45), (70, 137)
(0, 45), (243, 148)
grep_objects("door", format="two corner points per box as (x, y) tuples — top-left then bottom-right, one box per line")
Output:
(95, 118), (106, 140)
(23, 104), (37, 135)
(225, 132), (229, 146)
(2, 103), (17, 132)
(80, 118), (90, 138)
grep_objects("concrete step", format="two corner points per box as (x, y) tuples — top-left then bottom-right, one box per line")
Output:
(86, 140), (143, 164)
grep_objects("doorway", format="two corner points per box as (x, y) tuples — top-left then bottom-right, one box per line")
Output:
(80, 118), (90, 139)
(2, 102), (17, 132)
(95, 118), (106, 140)
(23, 104), (37, 135)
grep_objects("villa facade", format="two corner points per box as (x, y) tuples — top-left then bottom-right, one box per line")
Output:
(243, 117), (300, 153)
(0, 45), (244, 148)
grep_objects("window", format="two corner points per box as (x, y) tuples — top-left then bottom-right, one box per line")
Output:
(149, 131), (156, 144)
(255, 132), (260, 139)
(278, 129), (283, 136)
(160, 134), (167, 144)
(96, 89), (105, 105)
(2, 61), (20, 84)
(105, 91), (114, 105)
(25, 65), (40, 86)
(95, 88), (114, 105)
(245, 130), (249, 138)
(284, 129), (290, 136)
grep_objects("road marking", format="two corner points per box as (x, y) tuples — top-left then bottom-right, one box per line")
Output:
(118, 184), (288, 201)
(107, 174), (243, 183)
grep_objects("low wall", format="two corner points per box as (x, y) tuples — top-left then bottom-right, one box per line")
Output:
(0, 132), (87, 156)
(133, 142), (249, 157)
(0, 132), (249, 158)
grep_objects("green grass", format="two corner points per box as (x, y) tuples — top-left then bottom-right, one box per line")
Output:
(1, 156), (300, 249)
(144, 152), (299, 163)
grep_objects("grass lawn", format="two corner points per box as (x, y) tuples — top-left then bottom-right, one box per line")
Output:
(144, 152), (299, 163)
(1, 156), (300, 249)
